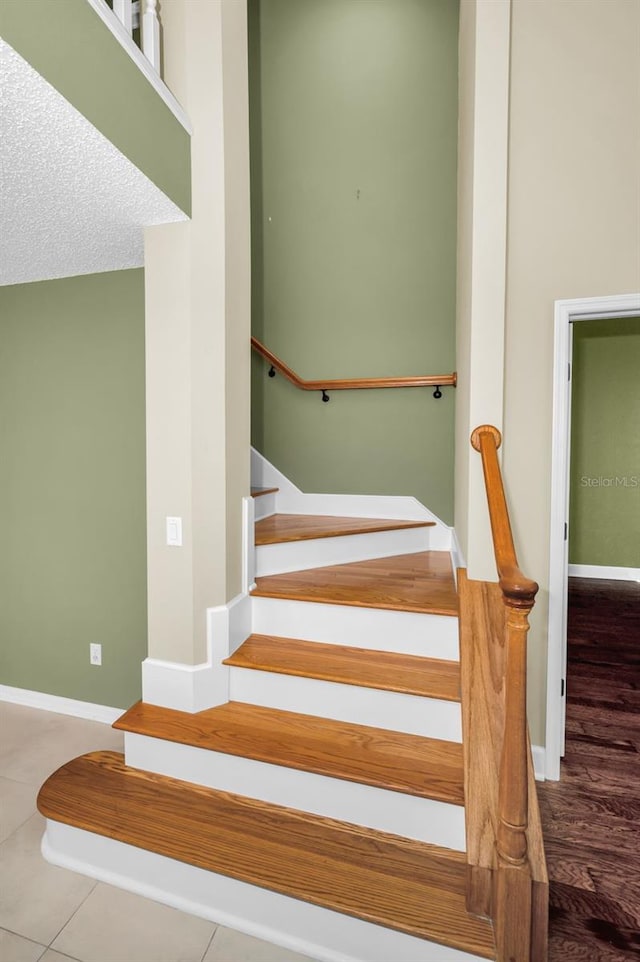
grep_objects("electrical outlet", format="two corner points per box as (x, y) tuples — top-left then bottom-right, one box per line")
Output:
(90, 643), (102, 666)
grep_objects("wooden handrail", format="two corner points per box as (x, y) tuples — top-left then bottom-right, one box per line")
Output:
(470, 425), (540, 962)
(470, 426), (538, 607)
(252, 337), (457, 393)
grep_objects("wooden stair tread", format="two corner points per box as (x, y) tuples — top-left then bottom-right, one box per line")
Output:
(224, 634), (461, 701)
(37, 751), (494, 957)
(251, 486), (278, 497)
(114, 701), (464, 804)
(255, 513), (434, 546)
(251, 551), (459, 616)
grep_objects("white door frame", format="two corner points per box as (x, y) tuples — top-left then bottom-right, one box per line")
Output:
(545, 292), (640, 781)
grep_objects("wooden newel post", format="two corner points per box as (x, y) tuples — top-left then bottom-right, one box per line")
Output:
(497, 595), (534, 868)
(470, 425), (541, 961)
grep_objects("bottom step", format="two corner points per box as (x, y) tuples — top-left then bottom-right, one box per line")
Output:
(38, 752), (494, 961)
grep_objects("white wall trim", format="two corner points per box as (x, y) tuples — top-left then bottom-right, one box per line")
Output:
(142, 592), (252, 712)
(546, 292), (640, 780)
(85, 0), (193, 134)
(568, 564), (640, 582)
(0, 685), (123, 724)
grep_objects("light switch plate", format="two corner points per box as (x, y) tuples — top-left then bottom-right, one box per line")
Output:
(166, 516), (183, 546)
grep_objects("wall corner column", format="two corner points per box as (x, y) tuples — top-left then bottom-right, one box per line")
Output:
(143, 0), (250, 681)
(454, 0), (511, 580)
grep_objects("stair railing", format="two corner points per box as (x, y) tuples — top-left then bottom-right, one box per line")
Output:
(252, 337), (457, 401)
(470, 425), (540, 961)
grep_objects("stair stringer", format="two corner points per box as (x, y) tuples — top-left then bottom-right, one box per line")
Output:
(251, 447), (453, 551)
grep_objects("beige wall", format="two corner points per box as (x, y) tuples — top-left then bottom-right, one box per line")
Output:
(145, 0), (250, 665)
(504, 0), (640, 743)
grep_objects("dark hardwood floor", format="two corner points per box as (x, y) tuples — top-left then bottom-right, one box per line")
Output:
(537, 577), (640, 961)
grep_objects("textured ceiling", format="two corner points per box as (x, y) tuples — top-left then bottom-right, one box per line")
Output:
(0, 38), (188, 287)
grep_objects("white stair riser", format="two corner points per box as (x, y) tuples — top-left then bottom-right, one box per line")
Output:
(253, 493), (277, 521)
(256, 526), (433, 576)
(43, 823), (487, 962)
(124, 733), (465, 851)
(251, 597), (460, 660)
(228, 668), (462, 742)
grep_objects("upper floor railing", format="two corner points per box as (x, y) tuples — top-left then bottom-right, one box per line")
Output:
(109, 0), (160, 71)
(86, 0), (191, 132)
(252, 337), (457, 402)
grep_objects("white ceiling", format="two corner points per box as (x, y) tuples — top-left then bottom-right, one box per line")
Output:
(0, 38), (188, 287)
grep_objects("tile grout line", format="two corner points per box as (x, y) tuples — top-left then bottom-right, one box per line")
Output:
(46, 879), (99, 952)
(0, 925), (48, 957)
(200, 924), (219, 962)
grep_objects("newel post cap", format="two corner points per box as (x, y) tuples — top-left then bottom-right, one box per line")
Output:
(470, 425), (502, 452)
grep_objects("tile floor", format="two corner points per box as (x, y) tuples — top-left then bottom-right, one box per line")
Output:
(0, 701), (318, 962)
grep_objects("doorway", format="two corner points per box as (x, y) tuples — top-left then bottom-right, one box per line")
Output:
(546, 293), (640, 781)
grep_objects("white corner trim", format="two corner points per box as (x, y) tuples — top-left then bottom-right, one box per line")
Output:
(242, 496), (256, 594)
(85, 0), (193, 133)
(531, 744), (546, 782)
(0, 685), (123, 724)
(568, 564), (640, 582)
(450, 529), (465, 587)
(142, 593), (252, 712)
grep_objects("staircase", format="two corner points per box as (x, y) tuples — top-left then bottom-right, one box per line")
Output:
(38, 482), (498, 961)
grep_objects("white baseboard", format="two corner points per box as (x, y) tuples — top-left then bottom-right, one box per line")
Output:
(142, 592), (252, 713)
(0, 685), (123, 724)
(43, 822), (486, 962)
(532, 744), (546, 782)
(141, 658), (218, 714)
(568, 563), (640, 582)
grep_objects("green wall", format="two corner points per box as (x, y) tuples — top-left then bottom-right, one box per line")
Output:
(0, 0), (190, 215)
(250, 0), (458, 522)
(569, 316), (640, 568)
(0, 270), (147, 708)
